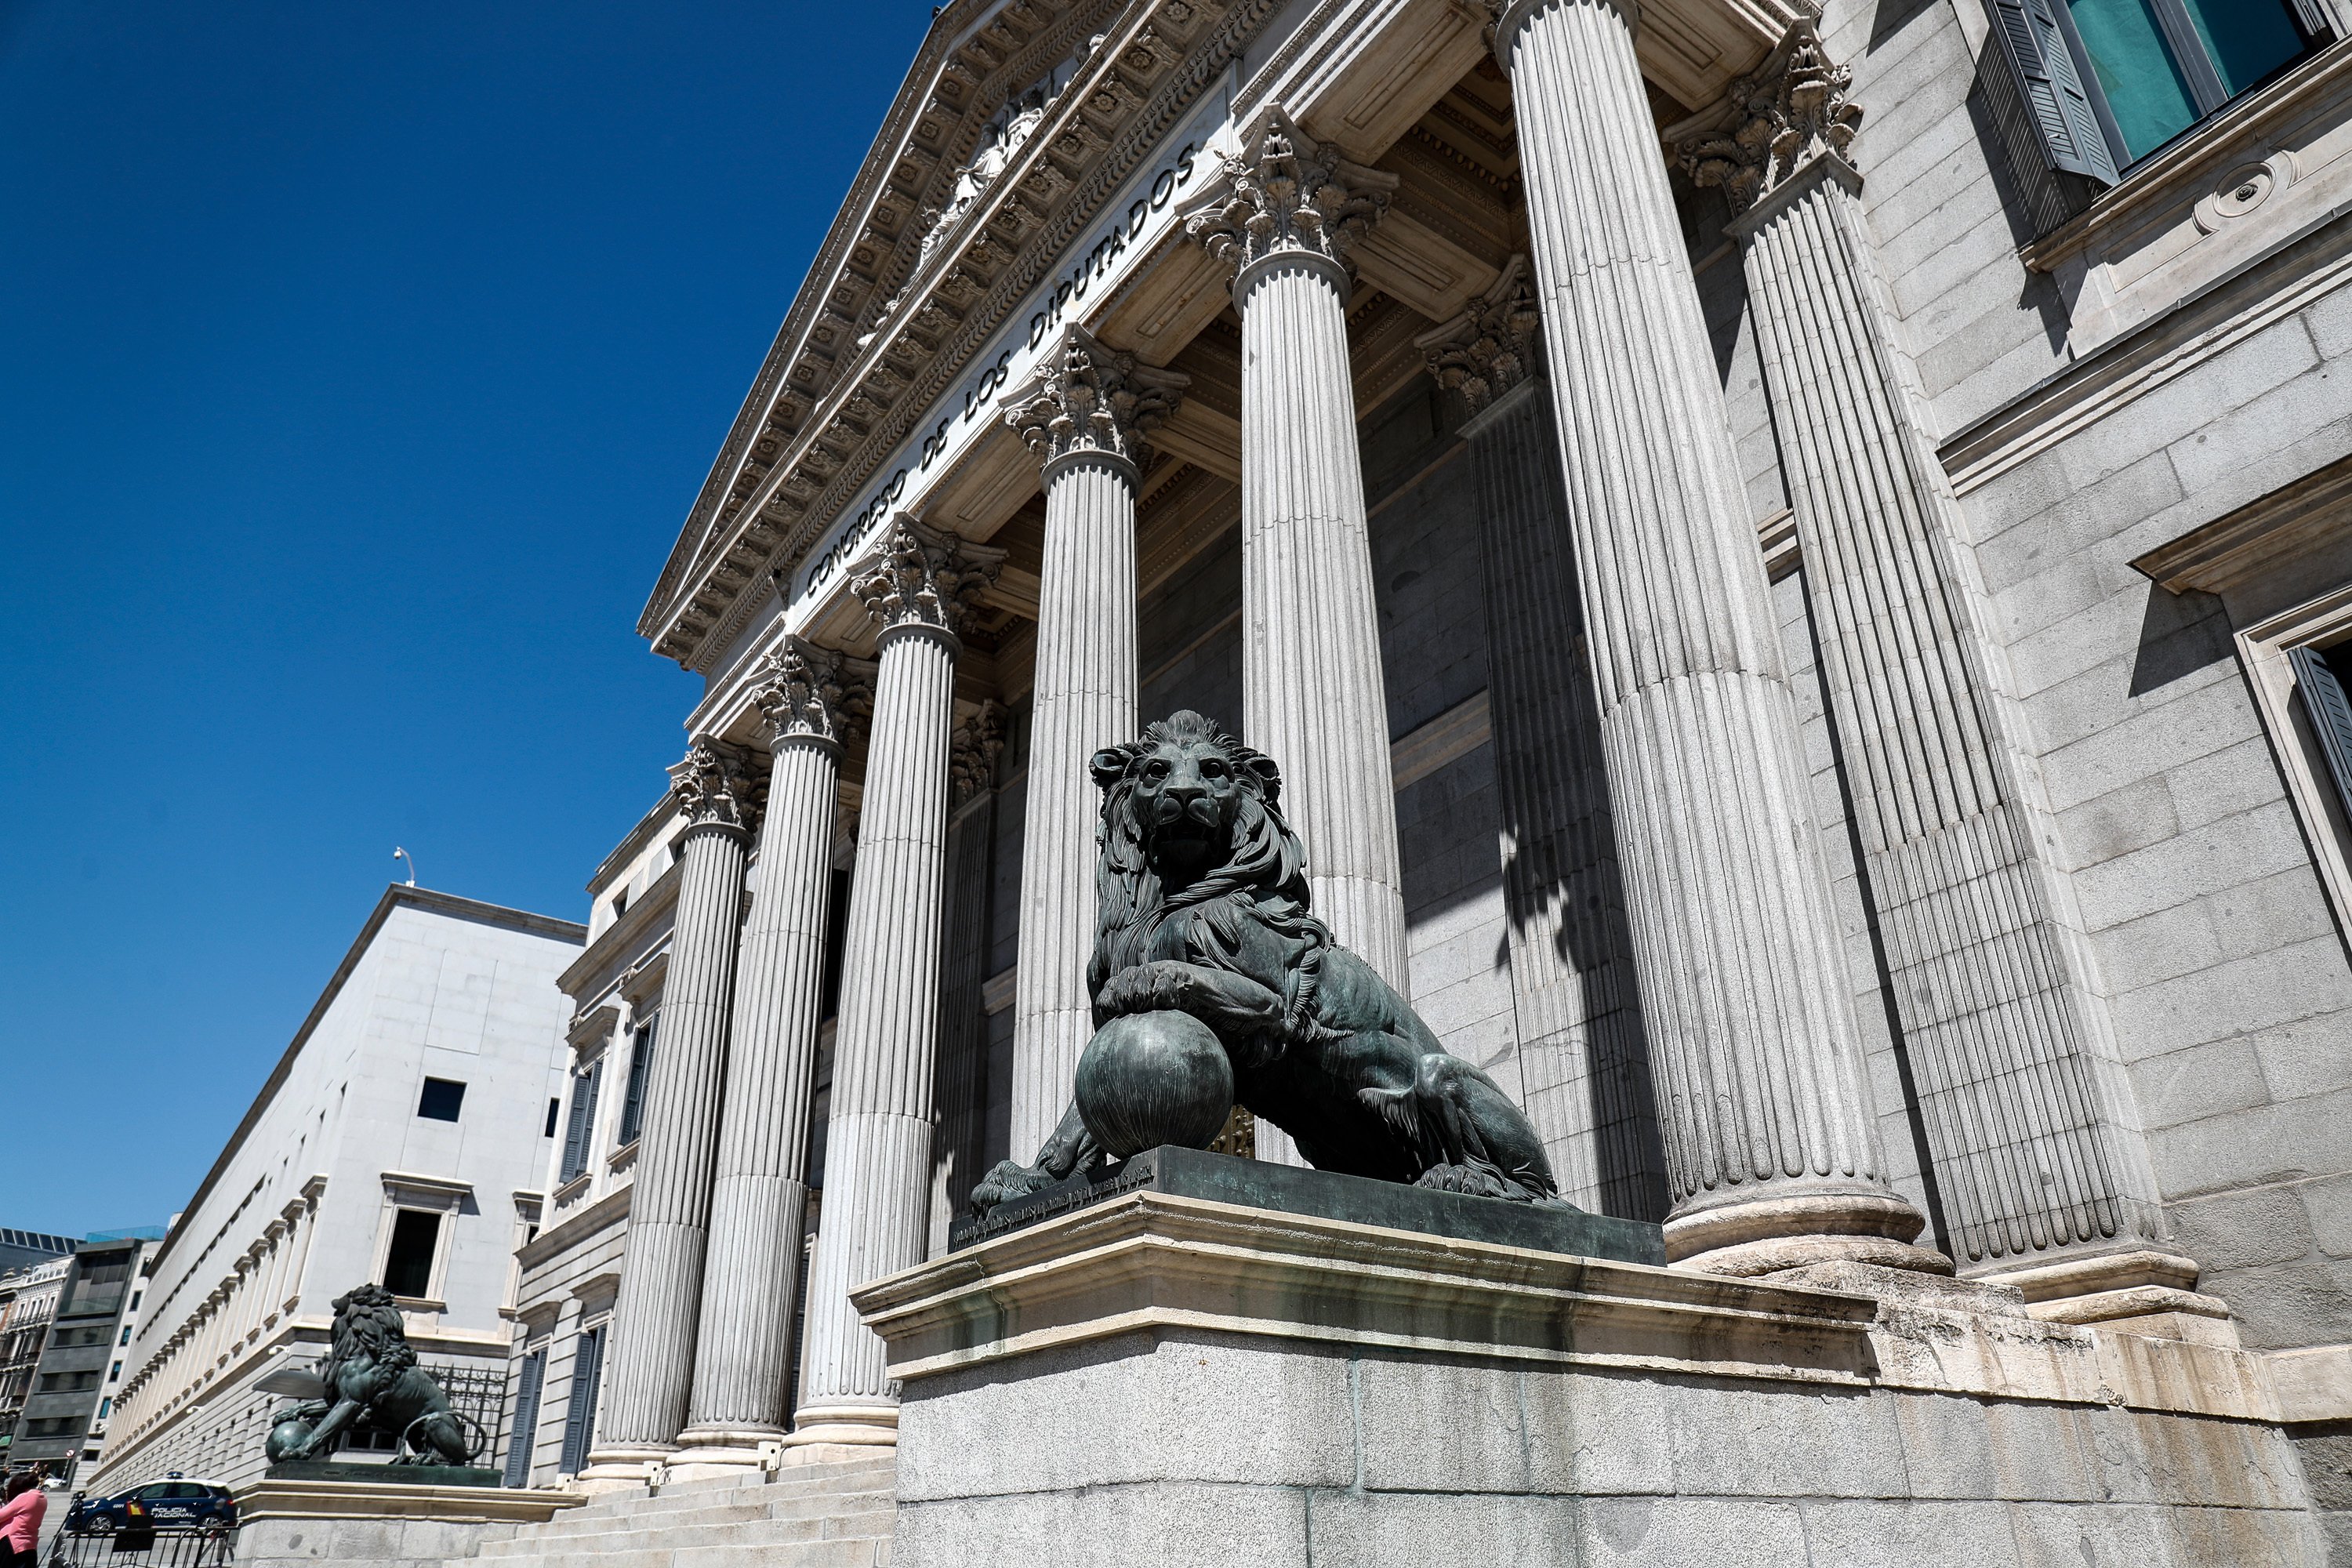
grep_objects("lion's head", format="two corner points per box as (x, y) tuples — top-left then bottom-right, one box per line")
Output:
(328, 1283), (417, 1378)
(1088, 711), (1317, 989)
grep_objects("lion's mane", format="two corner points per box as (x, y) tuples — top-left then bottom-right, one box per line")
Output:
(1089, 710), (1334, 1054)
(329, 1283), (419, 1380)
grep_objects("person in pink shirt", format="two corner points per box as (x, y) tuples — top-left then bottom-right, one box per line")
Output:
(0, 1471), (45, 1568)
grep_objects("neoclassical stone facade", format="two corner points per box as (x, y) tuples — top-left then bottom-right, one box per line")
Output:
(508, 0), (2352, 1551)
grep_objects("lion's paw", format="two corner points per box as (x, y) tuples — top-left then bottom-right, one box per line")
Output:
(971, 1159), (1058, 1214)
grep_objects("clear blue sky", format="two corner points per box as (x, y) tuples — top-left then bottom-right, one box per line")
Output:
(0, 4), (931, 1235)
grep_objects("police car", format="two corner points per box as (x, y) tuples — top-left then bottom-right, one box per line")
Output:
(64, 1475), (237, 1534)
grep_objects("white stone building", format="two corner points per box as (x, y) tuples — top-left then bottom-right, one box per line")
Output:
(480, 0), (2352, 1556)
(89, 886), (582, 1494)
(0, 1256), (70, 1463)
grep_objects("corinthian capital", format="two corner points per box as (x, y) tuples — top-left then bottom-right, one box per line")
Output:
(1181, 106), (1398, 283)
(1673, 20), (1861, 217)
(848, 516), (1005, 644)
(949, 699), (1008, 807)
(669, 735), (762, 834)
(751, 637), (873, 751)
(1415, 256), (1541, 417)
(1003, 325), (1189, 477)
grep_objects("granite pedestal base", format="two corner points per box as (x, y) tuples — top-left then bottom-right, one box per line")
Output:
(234, 1474), (580, 1568)
(861, 1190), (2330, 1566)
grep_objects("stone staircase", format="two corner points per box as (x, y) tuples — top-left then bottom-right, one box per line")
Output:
(473, 1455), (897, 1568)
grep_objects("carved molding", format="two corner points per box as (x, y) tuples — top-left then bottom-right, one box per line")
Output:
(1672, 20), (1861, 217)
(667, 736), (763, 835)
(950, 699), (1011, 804)
(1004, 324), (1191, 474)
(1182, 103), (1399, 281)
(848, 516), (1007, 642)
(750, 637), (875, 750)
(648, 0), (1284, 672)
(1414, 253), (1540, 415)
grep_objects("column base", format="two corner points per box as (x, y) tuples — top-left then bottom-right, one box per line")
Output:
(1976, 1248), (2241, 1348)
(572, 1441), (676, 1495)
(664, 1423), (789, 1481)
(781, 1402), (898, 1459)
(1664, 1191), (1951, 1277)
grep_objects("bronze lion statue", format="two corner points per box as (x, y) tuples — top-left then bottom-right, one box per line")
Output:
(265, 1284), (484, 1467)
(975, 710), (1571, 1213)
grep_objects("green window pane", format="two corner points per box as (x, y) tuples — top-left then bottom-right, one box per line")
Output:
(2182, 0), (2307, 96)
(2066, 0), (2198, 158)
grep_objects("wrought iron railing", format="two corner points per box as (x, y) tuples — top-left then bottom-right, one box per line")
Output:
(45, 1528), (235, 1568)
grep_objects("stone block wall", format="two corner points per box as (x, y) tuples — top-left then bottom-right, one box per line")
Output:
(891, 1325), (2326, 1566)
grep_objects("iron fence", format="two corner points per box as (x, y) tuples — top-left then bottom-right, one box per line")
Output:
(45, 1529), (234, 1568)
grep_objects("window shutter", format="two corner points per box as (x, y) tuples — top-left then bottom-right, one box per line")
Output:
(2292, 644), (2352, 817)
(558, 1327), (604, 1475)
(1987, 0), (2121, 184)
(558, 1065), (592, 1182)
(564, 1061), (603, 1181)
(502, 1350), (545, 1488)
(2288, 0), (2336, 38)
(620, 1023), (655, 1147)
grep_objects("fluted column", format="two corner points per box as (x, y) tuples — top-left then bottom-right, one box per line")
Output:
(1675, 26), (2154, 1277)
(1493, 0), (1940, 1275)
(931, 702), (1008, 1253)
(789, 517), (1002, 1449)
(1418, 264), (1668, 1221)
(1184, 108), (1406, 1165)
(585, 738), (759, 1476)
(998, 327), (1188, 1159)
(674, 641), (870, 1474)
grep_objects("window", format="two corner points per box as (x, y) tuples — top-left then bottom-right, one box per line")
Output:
(610, 888), (629, 920)
(557, 1325), (606, 1475)
(127, 1292), (140, 1311)
(543, 1097), (560, 1138)
(118, 1327), (130, 1347)
(96, 1398), (109, 1418)
(108, 1362), (121, 1381)
(559, 1060), (603, 1184)
(382, 1209), (441, 1299)
(417, 1077), (467, 1123)
(2292, 640), (2352, 819)
(503, 1348), (547, 1488)
(617, 1022), (656, 1148)
(2058, 0), (2325, 163)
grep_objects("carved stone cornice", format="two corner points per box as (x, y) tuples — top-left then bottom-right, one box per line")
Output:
(750, 637), (875, 753)
(1004, 325), (1190, 478)
(1414, 254), (1541, 416)
(1672, 20), (1861, 218)
(1182, 104), (1399, 290)
(667, 736), (763, 837)
(644, 0), (1287, 673)
(849, 517), (1006, 645)
(949, 699), (1010, 806)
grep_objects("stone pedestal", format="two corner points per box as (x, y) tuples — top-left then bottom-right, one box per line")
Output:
(855, 1192), (2327, 1566)
(233, 1475), (579, 1568)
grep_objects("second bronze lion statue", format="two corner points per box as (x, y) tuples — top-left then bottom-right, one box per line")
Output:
(974, 710), (1573, 1214)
